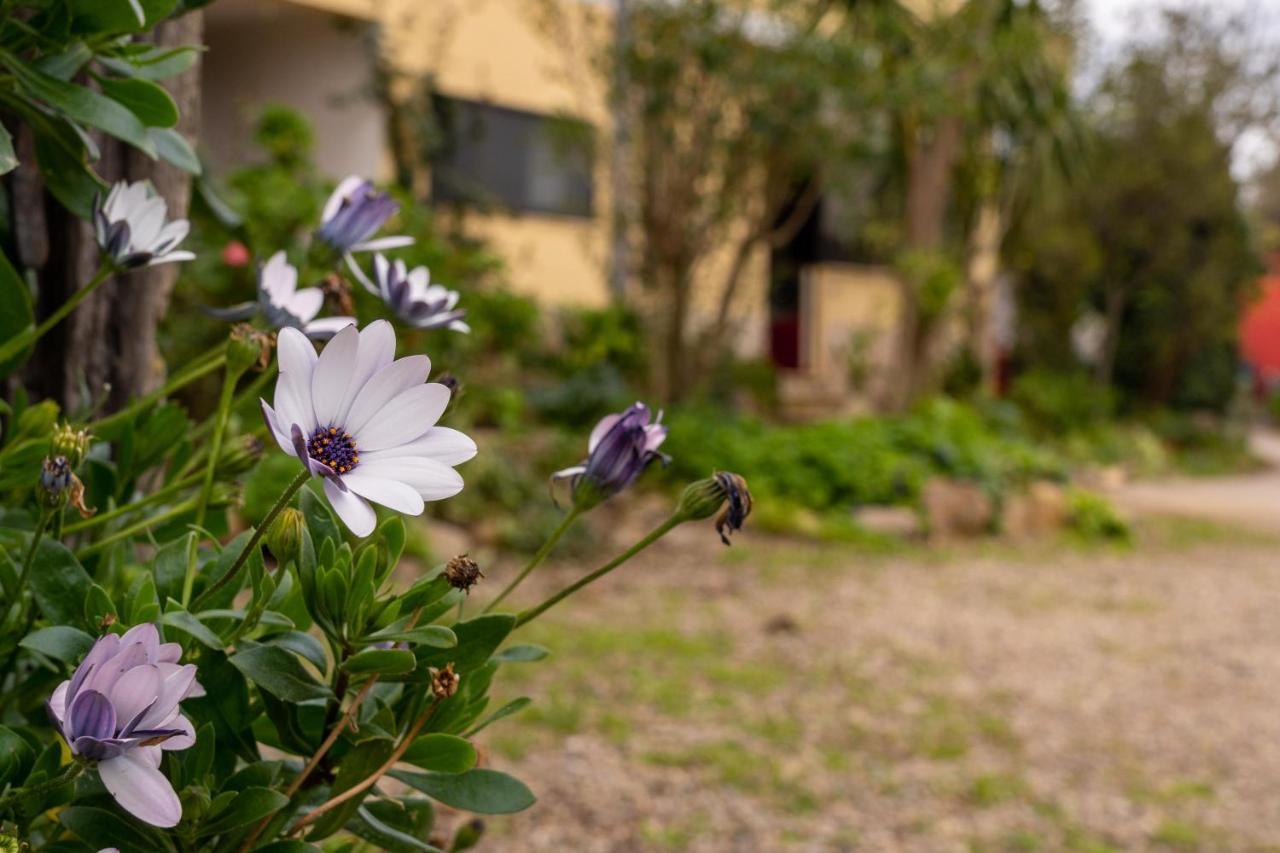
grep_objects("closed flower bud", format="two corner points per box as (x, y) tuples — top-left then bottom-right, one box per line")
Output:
(676, 477), (728, 521)
(40, 455), (72, 502)
(450, 819), (486, 852)
(51, 422), (91, 467)
(429, 663), (460, 699)
(444, 554), (484, 593)
(227, 324), (274, 375)
(713, 472), (752, 546)
(266, 507), (305, 566)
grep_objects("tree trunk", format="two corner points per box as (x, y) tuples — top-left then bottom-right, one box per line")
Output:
(17, 13), (203, 415)
(965, 199), (1003, 394)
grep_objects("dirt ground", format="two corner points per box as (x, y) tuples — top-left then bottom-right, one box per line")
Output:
(460, 509), (1280, 852)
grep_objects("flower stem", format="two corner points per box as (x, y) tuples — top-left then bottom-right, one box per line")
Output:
(92, 344), (227, 433)
(483, 508), (581, 613)
(0, 761), (83, 811)
(16, 508), (50, 593)
(62, 469), (203, 535)
(0, 265), (112, 365)
(74, 497), (203, 559)
(515, 514), (684, 628)
(193, 364), (240, 530)
(287, 694), (443, 836)
(190, 468), (310, 612)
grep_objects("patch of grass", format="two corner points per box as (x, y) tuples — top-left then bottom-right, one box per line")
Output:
(1151, 819), (1202, 849)
(639, 812), (711, 849)
(488, 730), (538, 761)
(967, 772), (1030, 808)
(746, 714), (804, 748)
(1140, 515), (1280, 550)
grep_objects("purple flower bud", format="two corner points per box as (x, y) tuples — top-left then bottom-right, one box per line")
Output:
(553, 402), (669, 509)
(46, 624), (204, 828)
(315, 177), (413, 255)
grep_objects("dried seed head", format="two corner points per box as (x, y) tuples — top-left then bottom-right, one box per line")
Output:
(429, 663), (460, 700)
(444, 554), (484, 593)
(228, 323), (275, 374)
(321, 272), (356, 316)
(51, 422), (91, 467)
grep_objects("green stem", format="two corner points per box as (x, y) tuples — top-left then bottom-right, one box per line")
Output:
(17, 508), (50, 593)
(93, 345), (227, 433)
(75, 497), (203, 559)
(194, 365), (240, 529)
(483, 508), (581, 613)
(0, 761), (83, 812)
(190, 468), (310, 611)
(62, 470), (202, 535)
(0, 265), (112, 364)
(515, 514), (684, 628)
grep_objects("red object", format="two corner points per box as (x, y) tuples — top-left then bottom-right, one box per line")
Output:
(221, 240), (251, 268)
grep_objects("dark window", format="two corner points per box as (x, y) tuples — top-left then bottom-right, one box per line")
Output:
(430, 96), (594, 218)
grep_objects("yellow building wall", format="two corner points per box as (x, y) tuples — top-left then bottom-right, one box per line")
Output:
(804, 263), (903, 401)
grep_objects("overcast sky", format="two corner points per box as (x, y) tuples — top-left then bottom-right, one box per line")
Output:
(1081, 0), (1280, 177)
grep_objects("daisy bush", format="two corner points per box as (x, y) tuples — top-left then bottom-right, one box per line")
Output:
(0, 21), (749, 853)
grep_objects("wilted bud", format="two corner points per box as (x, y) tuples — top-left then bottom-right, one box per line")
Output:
(227, 323), (274, 375)
(321, 272), (356, 316)
(675, 472), (752, 544)
(266, 507), (305, 566)
(429, 663), (460, 700)
(40, 455), (72, 502)
(444, 554), (484, 593)
(51, 422), (91, 467)
(450, 819), (486, 852)
(434, 372), (460, 395)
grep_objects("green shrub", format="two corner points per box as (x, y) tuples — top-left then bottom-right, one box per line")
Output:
(1065, 489), (1130, 542)
(1010, 369), (1115, 433)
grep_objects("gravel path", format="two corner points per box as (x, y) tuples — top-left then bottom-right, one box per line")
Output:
(469, 508), (1280, 851)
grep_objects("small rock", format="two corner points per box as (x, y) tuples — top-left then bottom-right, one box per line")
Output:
(853, 505), (923, 539)
(764, 613), (800, 634)
(921, 477), (994, 541)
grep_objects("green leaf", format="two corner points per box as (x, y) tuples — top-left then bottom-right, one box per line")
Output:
(27, 539), (92, 627)
(30, 119), (102, 219)
(300, 486), (341, 548)
(2, 51), (156, 156)
(0, 122), (15, 174)
(99, 45), (198, 81)
(162, 602), (224, 649)
(255, 843), (321, 853)
(69, 0), (178, 33)
(60, 806), (171, 851)
(153, 533), (195, 605)
(0, 249), (33, 377)
(464, 697), (531, 737)
(367, 625), (457, 649)
(151, 127), (200, 174)
(416, 614), (514, 674)
(306, 739), (395, 840)
(229, 644), (331, 702)
(20, 625), (94, 663)
(343, 648), (416, 676)
(197, 786), (289, 836)
(348, 802), (442, 853)
(96, 75), (178, 127)
(83, 582), (116, 628)
(492, 644), (549, 663)
(262, 630), (328, 671)
(0, 726), (35, 787)
(389, 769), (535, 815)
(399, 734), (477, 774)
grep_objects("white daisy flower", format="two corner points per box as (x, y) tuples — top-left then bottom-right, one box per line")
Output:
(351, 253), (469, 333)
(93, 180), (195, 269)
(210, 251), (354, 339)
(259, 321), (476, 536)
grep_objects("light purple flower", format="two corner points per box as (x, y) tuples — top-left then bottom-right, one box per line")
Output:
(359, 254), (469, 333)
(47, 624), (204, 828)
(553, 402), (669, 508)
(208, 251), (355, 339)
(259, 321), (476, 537)
(93, 181), (195, 269)
(316, 176), (414, 255)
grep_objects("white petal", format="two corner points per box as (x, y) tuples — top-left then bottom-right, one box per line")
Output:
(351, 235), (415, 252)
(137, 664), (197, 730)
(304, 316), (358, 336)
(311, 325), (361, 427)
(49, 680), (70, 725)
(276, 327), (318, 377)
(129, 197), (167, 249)
(275, 374), (315, 435)
(152, 218), (189, 252)
(341, 474), (426, 515)
(261, 251), (296, 300)
(333, 320), (397, 426)
(351, 457), (464, 500)
(286, 288), (324, 323)
(360, 427), (477, 466)
(157, 712), (196, 751)
(109, 664), (162, 727)
(98, 749), (182, 828)
(322, 175), (364, 223)
(323, 478), (376, 537)
(343, 355), (432, 437)
(588, 414), (622, 452)
(144, 250), (195, 266)
(351, 384), (450, 451)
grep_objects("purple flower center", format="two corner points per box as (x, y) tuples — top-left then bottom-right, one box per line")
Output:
(306, 426), (359, 474)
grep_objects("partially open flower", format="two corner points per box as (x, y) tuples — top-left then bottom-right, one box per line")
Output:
(210, 252), (355, 340)
(553, 402), (669, 510)
(316, 176), (414, 256)
(93, 181), (195, 270)
(47, 624), (203, 828)
(260, 322), (476, 537)
(52, 422), (91, 467)
(359, 254), (469, 333)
